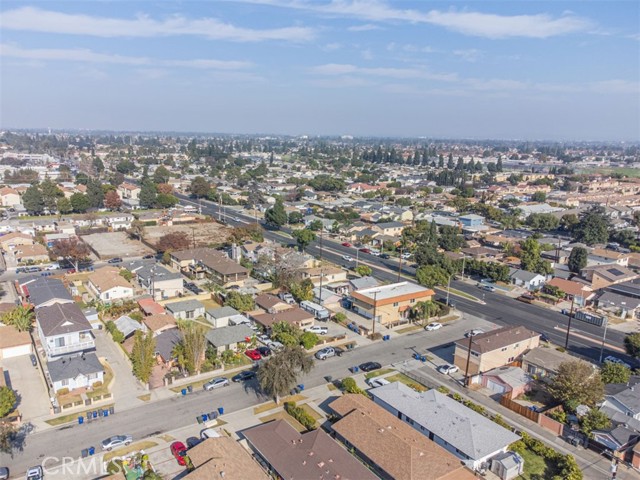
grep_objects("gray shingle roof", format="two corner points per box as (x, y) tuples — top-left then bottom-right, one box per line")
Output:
(154, 328), (183, 361)
(349, 276), (379, 290)
(370, 382), (519, 461)
(205, 306), (240, 320)
(37, 303), (92, 337)
(114, 315), (144, 338)
(25, 277), (73, 308)
(164, 299), (205, 314)
(48, 353), (103, 383)
(205, 324), (254, 347)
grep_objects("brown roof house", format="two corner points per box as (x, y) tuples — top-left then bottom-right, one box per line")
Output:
(329, 394), (475, 480)
(87, 267), (134, 303)
(254, 293), (292, 314)
(142, 313), (177, 336)
(184, 436), (269, 480)
(454, 325), (540, 378)
(170, 248), (249, 285)
(0, 232), (34, 251)
(13, 243), (49, 263)
(581, 264), (638, 290)
(545, 277), (594, 307)
(251, 307), (314, 331)
(243, 419), (377, 480)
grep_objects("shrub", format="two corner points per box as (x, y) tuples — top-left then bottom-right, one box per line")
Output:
(341, 377), (366, 395)
(57, 388), (70, 395)
(333, 313), (347, 324)
(284, 402), (317, 431)
(436, 386), (450, 395)
(369, 332), (383, 341)
(92, 381), (103, 388)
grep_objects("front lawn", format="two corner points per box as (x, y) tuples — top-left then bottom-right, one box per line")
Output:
(518, 448), (561, 479)
(385, 373), (428, 392)
(86, 362), (114, 400)
(364, 368), (394, 379)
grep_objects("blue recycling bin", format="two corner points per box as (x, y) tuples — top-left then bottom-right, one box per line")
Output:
(420, 355), (427, 362)
(202, 414), (208, 422)
(92, 411), (98, 419)
(181, 388), (187, 396)
(352, 366), (359, 373)
(103, 409), (109, 417)
(88, 446), (95, 456)
(78, 416), (84, 425)
(298, 384), (305, 391)
(218, 407), (224, 415)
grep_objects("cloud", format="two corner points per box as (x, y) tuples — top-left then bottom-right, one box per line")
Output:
(0, 44), (252, 70)
(242, 1), (592, 39)
(322, 42), (342, 51)
(309, 63), (457, 81)
(0, 6), (315, 42)
(453, 49), (483, 62)
(347, 23), (380, 31)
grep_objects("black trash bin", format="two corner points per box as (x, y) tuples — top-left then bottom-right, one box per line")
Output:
(187, 385), (193, 394)
(324, 375), (333, 383)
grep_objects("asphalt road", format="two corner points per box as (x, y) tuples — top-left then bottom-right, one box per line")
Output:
(177, 193), (635, 366)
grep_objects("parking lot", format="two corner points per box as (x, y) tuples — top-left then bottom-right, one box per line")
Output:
(0, 355), (51, 420)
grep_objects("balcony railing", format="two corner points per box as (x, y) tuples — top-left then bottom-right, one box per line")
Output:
(46, 339), (95, 357)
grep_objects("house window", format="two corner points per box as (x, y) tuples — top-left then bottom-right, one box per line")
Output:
(61, 379), (69, 386)
(471, 352), (479, 357)
(87, 373), (98, 380)
(55, 337), (65, 347)
(393, 302), (399, 307)
(186, 311), (194, 319)
(515, 343), (519, 348)
(410, 299), (416, 303)
(404, 416), (414, 425)
(508, 357), (514, 362)
(501, 347), (507, 352)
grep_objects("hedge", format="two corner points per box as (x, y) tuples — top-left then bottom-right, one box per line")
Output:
(284, 402), (317, 431)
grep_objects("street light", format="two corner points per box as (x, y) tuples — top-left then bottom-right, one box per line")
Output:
(564, 295), (576, 350)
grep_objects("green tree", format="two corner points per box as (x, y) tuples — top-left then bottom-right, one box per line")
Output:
(92, 157), (104, 174)
(1, 305), (34, 332)
(438, 225), (465, 252)
(86, 179), (104, 209)
(519, 237), (552, 274)
(308, 219), (323, 231)
(531, 191), (547, 202)
(410, 300), (440, 326)
(289, 278), (314, 302)
(190, 176), (210, 198)
(624, 332), (640, 358)
(600, 362), (631, 384)
(573, 206), (610, 245)
(341, 377), (366, 395)
(139, 180), (158, 209)
(416, 265), (449, 288)
(153, 165), (171, 184)
(51, 237), (91, 270)
(70, 193), (90, 213)
(292, 228), (316, 252)
(526, 213), (560, 232)
(224, 291), (255, 312)
(0, 386), (17, 418)
(300, 331), (319, 349)
(155, 193), (179, 208)
(288, 211), (304, 224)
(0, 422), (16, 454)
(355, 265), (372, 277)
(560, 213), (580, 231)
(257, 346), (314, 404)
(271, 321), (301, 346)
(130, 330), (156, 384)
(40, 178), (63, 212)
(22, 184), (45, 215)
(579, 409), (611, 438)
(548, 360), (604, 407)
(568, 247), (588, 273)
(175, 320), (208, 374)
(56, 197), (72, 215)
(264, 199), (287, 228)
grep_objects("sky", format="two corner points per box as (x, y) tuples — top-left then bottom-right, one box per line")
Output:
(1, 1), (639, 141)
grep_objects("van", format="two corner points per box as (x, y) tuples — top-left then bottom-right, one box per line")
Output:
(300, 300), (330, 320)
(278, 292), (296, 304)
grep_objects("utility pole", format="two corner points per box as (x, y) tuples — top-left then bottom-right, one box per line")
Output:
(446, 275), (451, 307)
(318, 267), (324, 305)
(599, 318), (609, 363)
(397, 246), (403, 283)
(461, 255), (466, 280)
(355, 248), (360, 268)
(372, 290), (378, 336)
(464, 332), (474, 387)
(564, 295), (576, 350)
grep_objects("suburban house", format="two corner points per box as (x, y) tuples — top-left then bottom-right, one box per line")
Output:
(591, 424), (640, 463)
(255, 294), (292, 314)
(313, 286), (342, 305)
(142, 313), (177, 336)
(581, 265), (638, 290)
(20, 277), (74, 309)
(0, 232), (34, 251)
(588, 248), (630, 267)
(154, 328), (183, 365)
(0, 186), (21, 207)
(87, 267), (134, 302)
(117, 183), (141, 208)
(251, 307), (314, 331)
(113, 315), (145, 340)
(508, 268), (546, 291)
(13, 243), (49, 263)
(349, 281), (435, 327)
(204, 306), (244, 328)
(349, 276), (379, 291)
(453, 326), (540, 377)
(329, 393), (475, 480)
(47, 352), (104, 393)
(164, 299), (206, 320)
(36, 303), (95, 359)
(0, 324), (33, 359)
(137, 297), (166, 316)
(243, 419), (378, 480)
(301, 266), (348, 286)
(169, 248), (249, 285)
(601, 382), (640, 421)
(185, 436), (269, 480)
(544, 278), (594, 307)
(459, 214), (485, 228)
(596, 291), (640, 320)
(370, 382), (520, 470)
(521, 347), (589, 381)
(205, 324), (254, 354)
(375, 221), (405, 237)
(481, 366), (533, 398)
(134, 264), (184, 300)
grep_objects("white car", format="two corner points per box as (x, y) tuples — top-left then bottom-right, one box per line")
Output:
(44, 263), (59, 271)
(342, 255), (354, 262)
(101, 434), (133, 451)
(258, 334), (270, 344)
(366, 377), (390, 388)
(437, 364), (459, 375)
(401, 252), (412, 259)
(425, 322), (443, 331)
(203, 377), (230, 390)
(305, 326), (329, 335)
(266, 340), (284, 351)
(465, 329), (484, 338)
(315, 347), (335, 360)
(603, 356), (631, 369)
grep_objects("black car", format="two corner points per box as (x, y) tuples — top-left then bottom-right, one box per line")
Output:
(540, 333), (550, 343)
(379, 253), (390, 259)
(256, 346), (271, 357)
(359, 362), (382, 372)
(186, 437), (202, 449)
(107, 257), (122, 264)
(142, 254), (155, 259)
(232, 370), (256, 382)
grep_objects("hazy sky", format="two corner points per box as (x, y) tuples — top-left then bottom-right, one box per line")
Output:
(1, 1), (639, 140)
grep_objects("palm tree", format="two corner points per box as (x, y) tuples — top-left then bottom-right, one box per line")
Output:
(1, 305), (34, 332)
(411, 301), (439, 326)
(258, 346), (314, 404)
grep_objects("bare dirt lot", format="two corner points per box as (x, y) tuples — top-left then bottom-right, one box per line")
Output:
(144, 222), (232, 248)
(82, 232), (154, 259)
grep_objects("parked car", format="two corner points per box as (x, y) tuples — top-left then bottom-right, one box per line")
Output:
(25, 466), (43, 480)
(0, 467), (8, 480)
(366, 377), (390, 388)
(437, 364), (459, 375)
(256, 346), (271, 357)
(359, 361), (382, 372)
(517, 294), (535, 304)
(465, 329), (484, 337)
(170, 441), (188, 466)
(604, 356), (631, 369)
(401, 252), (412, 259)
(482, 285), (495, 292)
(258, 334), (270, 344)
(67, 269), (76, 274)
(203, 377), (230, 390)
(315, 347), (335, 361)
(425, 322), (443, 331)
(15, 268), (26, 274)
(266, 340), (284, 351)
(44, 263), (59, 271)
(278, 292), (296, 304)
(539, 333), (550, 343)
(101, 434), (133, 451)
(142, 254), (155, 259)
(358, 248), (371, 254)
(200, 428), (220, 440)
(245, 349), (262, 361)
(186, 437), (202, 449)
(26, 267), (41, 273)
(437, 297), (456, 307)
(305, 325), (328, 335)
(30, 354), (37, 367)
(232, 370), (256, 382)
(341, 242), (352, 247)
(107, 257), (123, 264)
(342, 255), (354, 262)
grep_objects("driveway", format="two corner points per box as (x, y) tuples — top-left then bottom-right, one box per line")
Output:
(0, 355), (51, 420)
(147, 444), (187, 479)
(93, 329), (147, 410)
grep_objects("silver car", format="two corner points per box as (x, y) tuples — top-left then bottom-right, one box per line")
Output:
(315, 347), (335, 360)
(203, 377), (230, 391)
(101, 434), (133, 451)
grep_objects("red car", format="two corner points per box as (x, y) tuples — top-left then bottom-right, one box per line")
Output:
(341, 242), (352, 247)
(67, 269), (76, 274)
(358, 248), (371, 254)
(170, 441), (188, 466)
(245, 349), (262, 361)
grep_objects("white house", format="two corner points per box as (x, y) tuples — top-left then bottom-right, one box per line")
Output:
(370, 382), (520, 470)
(87, 267), (135, 302)
(48, 353), (104, 393)
(508, 268), (546, 291)
(36, 303), (95, 359)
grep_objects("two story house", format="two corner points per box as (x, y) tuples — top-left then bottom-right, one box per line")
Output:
(36, 303), (95, 359)
(133, 264), (184, 300)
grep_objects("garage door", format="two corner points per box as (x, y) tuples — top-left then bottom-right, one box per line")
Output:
(1, 344), (32, 359)
(486, 379), (506, 394)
